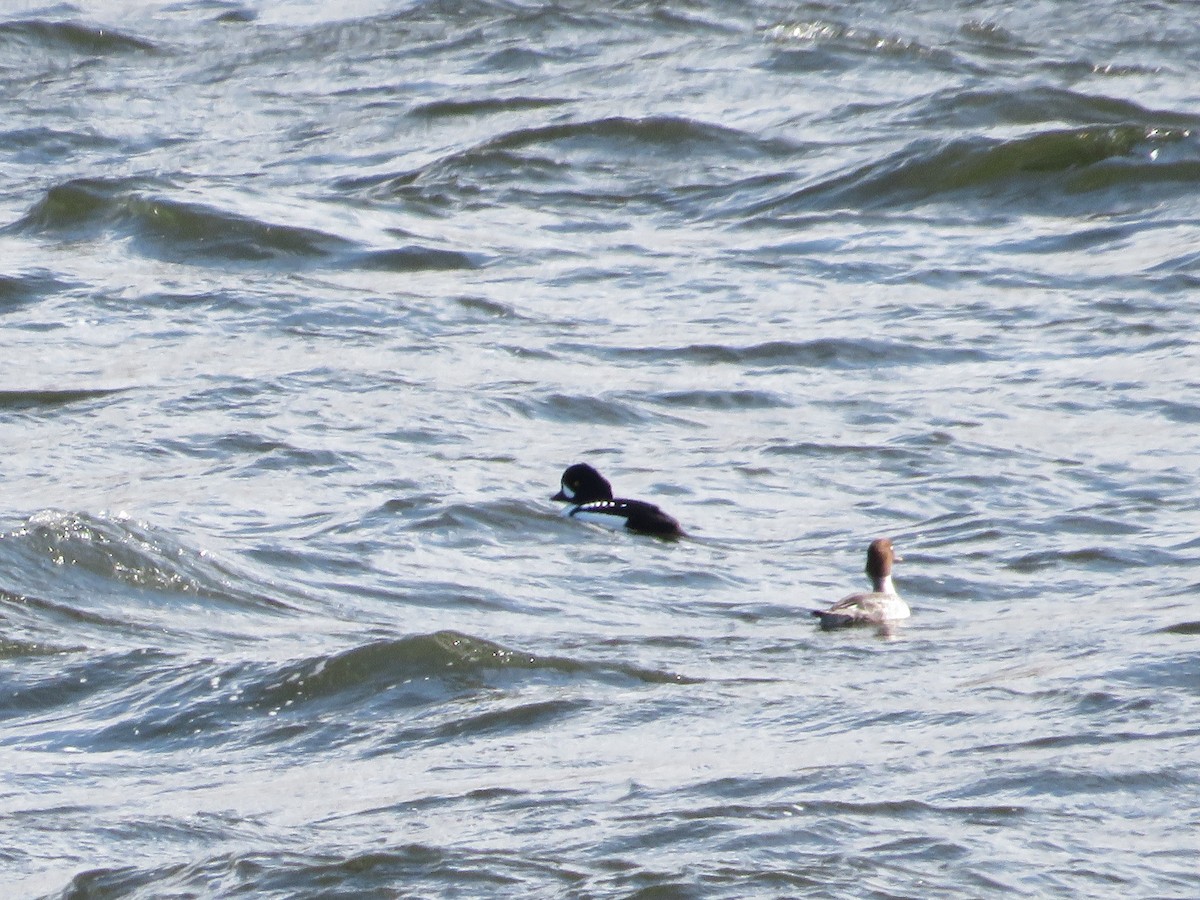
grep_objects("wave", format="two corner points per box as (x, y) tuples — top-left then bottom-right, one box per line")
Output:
(0, 617), (81, 658)
(55, 841), (584, 898)
(6, 630), (697, 754)
(0, 388), (126, 411)
(1159, 621), (1200, 636)
(350, 245), (481, 271)
(336, 114), (795, 206)
(334, 111), (1199, 227)
(396, 498), (545, 537)
(11, 178), (349, 261)
(0, 18), (157, 56)
(211, 6), (256, 25)
(291, 628), (698, 702)
(1004, 544), (1171, 574)
(474, 115), (790, 160)
(408, 95), (569, 120)
(764, 440), (915, 461)
(0, 511), (297, 635)
(900, 85), (1197, 134)
(490, 391), (672, 426)
(567, 338), (991, 369)
(7, 179), (477, 271)
(0, 271), (57, 312)
(643, 389), (791, 411)
(752, 125), (1198, 215)
(765, 19), (954, 72)
(0, 124), (124, 163)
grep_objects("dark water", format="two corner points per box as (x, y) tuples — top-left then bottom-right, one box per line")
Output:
(3, 1), (1200, 896)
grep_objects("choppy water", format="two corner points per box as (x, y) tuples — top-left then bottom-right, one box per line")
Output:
(3, 1), (1200, 896)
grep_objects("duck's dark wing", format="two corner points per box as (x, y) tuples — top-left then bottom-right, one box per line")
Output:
(620, 499), (684, 538)
(812, 609), (868, 630)
(572, 498), (683, 538)
(810, 592), (884, 630)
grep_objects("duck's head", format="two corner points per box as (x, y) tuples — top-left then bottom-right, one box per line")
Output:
(552, 463), (614, 504)
(865, 537), (901, 579)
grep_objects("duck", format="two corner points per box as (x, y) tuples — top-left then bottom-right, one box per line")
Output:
(812, 538), (908, 630)
(551, 463), (683, 538)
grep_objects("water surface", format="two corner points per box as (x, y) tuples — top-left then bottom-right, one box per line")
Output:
(2, 1), (1199, 896)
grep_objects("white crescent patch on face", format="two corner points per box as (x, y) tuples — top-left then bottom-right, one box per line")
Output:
(560, 482), (576, 500)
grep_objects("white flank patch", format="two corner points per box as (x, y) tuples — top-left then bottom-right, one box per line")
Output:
(880, 595), (911, 620)
(570, 508), (628, 531)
